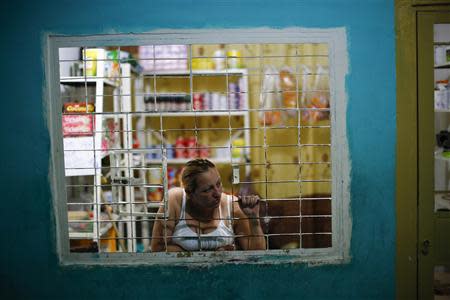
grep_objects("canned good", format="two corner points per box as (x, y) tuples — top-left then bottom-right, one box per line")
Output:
(187, 136), (198, 158)
(199, 144), (210, 158)
(175, 136), (186, 158)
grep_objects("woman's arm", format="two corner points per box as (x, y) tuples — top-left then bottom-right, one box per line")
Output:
(150, 188), (184, 252)
(233, 195), (266, 250)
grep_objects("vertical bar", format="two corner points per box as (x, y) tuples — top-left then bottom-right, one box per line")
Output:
(94, 48), (106, 249)
(261, 43), (270, 250)
(297, 44), (303, 249)
(122, 57), (136, 253)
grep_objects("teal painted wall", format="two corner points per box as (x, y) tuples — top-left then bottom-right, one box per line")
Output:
(0, 0), (395, 299)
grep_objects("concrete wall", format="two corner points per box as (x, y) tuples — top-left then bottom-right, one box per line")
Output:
(0, 0), (395, 299)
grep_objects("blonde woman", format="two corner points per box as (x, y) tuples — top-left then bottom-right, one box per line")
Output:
(151, 159), (265, 252)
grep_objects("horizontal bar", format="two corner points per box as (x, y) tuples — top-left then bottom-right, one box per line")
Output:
(68, 213), (331, 224)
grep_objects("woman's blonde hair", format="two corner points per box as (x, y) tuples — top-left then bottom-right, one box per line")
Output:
(182, 158), (216, 194)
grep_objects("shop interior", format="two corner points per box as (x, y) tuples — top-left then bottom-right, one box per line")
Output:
(59, 43), (333, 253)
(431, 23), (450, 298)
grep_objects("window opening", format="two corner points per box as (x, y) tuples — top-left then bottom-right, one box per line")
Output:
(48, 29), (349, 264)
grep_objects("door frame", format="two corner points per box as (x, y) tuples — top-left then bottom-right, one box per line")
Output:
(417, 10), (450, 300)
(396, 1), (450, 299)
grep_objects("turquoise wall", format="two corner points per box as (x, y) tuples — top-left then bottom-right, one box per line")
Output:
(1, 0), (395, 299)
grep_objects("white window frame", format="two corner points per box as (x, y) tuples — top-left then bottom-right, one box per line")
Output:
(44, 28), (350, 266)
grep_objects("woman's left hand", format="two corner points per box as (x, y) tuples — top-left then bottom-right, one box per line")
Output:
(238, 195), (260, 217)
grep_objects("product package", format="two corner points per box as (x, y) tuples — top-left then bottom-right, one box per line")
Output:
(138, 45), (188, 71)
(62, 103), (95, 137)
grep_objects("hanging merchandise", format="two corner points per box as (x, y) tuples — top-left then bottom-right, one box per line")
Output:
(279, 67), (297, 117)
(302, 65), (330, 123)
(259, 66), (282, 126)
(300, 65), (311, 107)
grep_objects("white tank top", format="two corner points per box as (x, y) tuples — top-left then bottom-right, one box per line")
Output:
(172, 192), (234, 251)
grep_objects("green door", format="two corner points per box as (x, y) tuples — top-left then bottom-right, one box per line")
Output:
(418, 11), (450, 300)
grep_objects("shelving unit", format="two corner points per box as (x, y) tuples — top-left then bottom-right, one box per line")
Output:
(128, 68), (252, 222)
(60, 48), (137, 251)
(142, 68), (249, 76)
(434, 63), (450, 69)
(138, 68), (250, 165)
(433, 31), (450, 211)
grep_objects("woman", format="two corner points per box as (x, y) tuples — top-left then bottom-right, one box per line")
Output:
(151, 158), (266, 252)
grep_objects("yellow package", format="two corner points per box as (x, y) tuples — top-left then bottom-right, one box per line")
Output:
(83, 49), (98, 76)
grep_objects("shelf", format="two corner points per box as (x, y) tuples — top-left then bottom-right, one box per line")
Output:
(69, 225), (112, 239)
(146, 157), (244, 165)
(144, 111), (247, 117)
(68, 220), (114, 239)
(142, 68), (248, 76)
(435, 109), (450, 113)
(434, 63), (450, 69)
(434, 193), (450, 213)
(60, 76), (119, 87)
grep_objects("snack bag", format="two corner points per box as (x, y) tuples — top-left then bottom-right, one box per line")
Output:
(302, 65), (330, 123)
(279, 67), (297, 116)
(259, 66), (281, 126)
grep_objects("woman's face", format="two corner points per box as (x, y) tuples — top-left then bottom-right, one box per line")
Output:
(191, 167), (223, 209)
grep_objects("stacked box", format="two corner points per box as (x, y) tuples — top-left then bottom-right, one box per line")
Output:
(138, 45), (188, 71)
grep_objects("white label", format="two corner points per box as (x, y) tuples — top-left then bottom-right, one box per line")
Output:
(232, 165), (240, 184)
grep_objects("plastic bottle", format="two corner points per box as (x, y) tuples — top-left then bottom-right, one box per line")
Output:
(213, 44), (226, 70)
(192, 47), (211, 70)
(193, 93), (203, 111)
(227, 49), (242, 69)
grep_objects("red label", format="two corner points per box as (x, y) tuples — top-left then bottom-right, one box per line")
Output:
(62, 114), (94, 137)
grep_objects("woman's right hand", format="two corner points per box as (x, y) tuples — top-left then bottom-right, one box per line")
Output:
(238, 195), (260, 217)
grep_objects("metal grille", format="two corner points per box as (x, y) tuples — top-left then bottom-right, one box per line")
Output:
(58, 42), (333, 254)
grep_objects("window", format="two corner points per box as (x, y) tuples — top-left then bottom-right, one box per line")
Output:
(46, 29), (350, 265)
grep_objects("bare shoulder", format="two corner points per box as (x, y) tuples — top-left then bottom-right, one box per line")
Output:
(168, 187), (184, 210)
